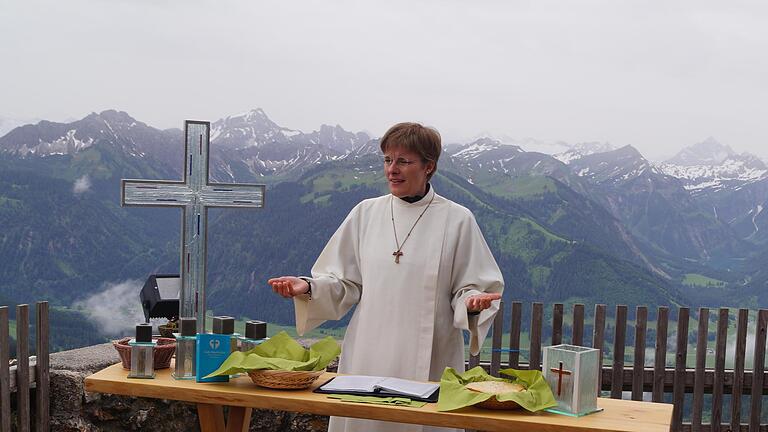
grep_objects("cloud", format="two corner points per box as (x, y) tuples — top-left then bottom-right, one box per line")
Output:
(73, 279), (146, 336)
(4, 1), (768, 158)
(73, 175), (91, 195)
(642, 319), (764, 370)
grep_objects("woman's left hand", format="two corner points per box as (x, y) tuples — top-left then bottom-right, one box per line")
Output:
(465, 293), (502, 313)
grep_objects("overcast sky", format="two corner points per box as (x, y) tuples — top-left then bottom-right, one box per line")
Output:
(2, 0), (767, 161)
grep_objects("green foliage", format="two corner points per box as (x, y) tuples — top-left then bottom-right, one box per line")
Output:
(682, 273), (726, 288)
(481, 175), (558, 199)
(48, 307), (108, 352)
(1, 307), (105, 357)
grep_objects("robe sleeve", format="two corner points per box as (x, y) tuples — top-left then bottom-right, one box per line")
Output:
(449, 207), (504, 356)
(293, 204), (364, 336)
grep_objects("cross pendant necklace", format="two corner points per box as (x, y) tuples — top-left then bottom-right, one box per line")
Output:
(392, 250), (404, 263)
(391, 193), (435, 264)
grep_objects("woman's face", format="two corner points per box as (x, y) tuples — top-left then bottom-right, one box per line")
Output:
(383, 147), (435, 197)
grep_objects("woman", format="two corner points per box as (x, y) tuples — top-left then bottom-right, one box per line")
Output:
(268, 122), (504, 432)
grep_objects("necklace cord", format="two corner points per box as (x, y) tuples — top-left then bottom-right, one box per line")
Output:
(390, 192), (436, 259)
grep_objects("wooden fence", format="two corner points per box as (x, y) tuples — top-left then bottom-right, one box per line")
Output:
(0, 302), (50, 432)
(470, 301), (768, 432)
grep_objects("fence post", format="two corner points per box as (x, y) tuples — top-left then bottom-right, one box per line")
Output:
(730, 308), (749, 432)
(552, 303), (563, 346)
(592, 304), (606, 392)
(16, 305), (30, 432)
(748, 309), (767, 432)
(36, 301), (50, 431)
(631, 306), (647, 401)
(710, 308), (728, 429)
(652, 306), (668, 402)
(0, 306), (10, 432)
(671, 307), (689, 431)
(507, 302), (522, 369)
(572, 304), (584, 346)
(691, 307), (709, 432)
(529, 302), (543, 371)
(490, 301), (504, 377)
(611, 305), (627, 399)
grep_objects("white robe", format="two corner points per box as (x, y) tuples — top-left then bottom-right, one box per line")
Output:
(294, 187), (504, 432)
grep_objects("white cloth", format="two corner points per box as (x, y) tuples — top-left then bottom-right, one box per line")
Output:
(294, 187), (504, 432)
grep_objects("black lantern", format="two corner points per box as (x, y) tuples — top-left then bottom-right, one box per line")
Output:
(139, 274), (180, 322)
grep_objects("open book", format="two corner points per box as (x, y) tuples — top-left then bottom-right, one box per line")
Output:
(316, 375), (440, 401)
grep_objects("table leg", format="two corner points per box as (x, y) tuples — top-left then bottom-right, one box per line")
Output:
(225, 406), (252, 432)
(198, 403), (225, 432)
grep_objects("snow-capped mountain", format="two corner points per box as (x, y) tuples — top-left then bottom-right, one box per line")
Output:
(450, 137), (522, 159)
(461, 133), (619, 164)
(658, 139), (768, 243)
(657, 138), (768, 194)
(447, 137), (569, 183)
(569, 145), (663, 184)
(211, 108), (369, 153)
(0, 110), (181, 164)
(658, 154), (768, 193)
(567, 144), (754, 261)
(208, 109), (371, 179)
(210, 109), (301, 149)
(0, 109), (373, 181)
(666, 137), (735, 166)
(553, 141), (616, 164)
(463, 133), (571, 155)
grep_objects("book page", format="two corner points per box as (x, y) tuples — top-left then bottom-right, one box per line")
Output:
(376, 377), (439, 398)
(320, 375), (384, 393)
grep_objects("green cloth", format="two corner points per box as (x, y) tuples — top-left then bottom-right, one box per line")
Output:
(436, 366), (557, 412)
(328, 394), (427, 408)
(204, 331), (341, 378)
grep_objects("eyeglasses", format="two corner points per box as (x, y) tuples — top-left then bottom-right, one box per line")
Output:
(383, 157), (419, 168)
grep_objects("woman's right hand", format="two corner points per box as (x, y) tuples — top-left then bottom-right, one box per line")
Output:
(268, 276), (310, 298)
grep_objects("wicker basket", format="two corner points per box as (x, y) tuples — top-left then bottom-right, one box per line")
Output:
(112, 337), (176, 370)
(474, 396), (521, 410)
(157, 324), (177, 339)
(247, 369), (325, 389)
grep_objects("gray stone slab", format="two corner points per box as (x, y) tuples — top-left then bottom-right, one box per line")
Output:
(50, 343), (120, 373)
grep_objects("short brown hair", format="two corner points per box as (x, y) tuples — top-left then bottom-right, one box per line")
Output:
(380, 122), (441, 180)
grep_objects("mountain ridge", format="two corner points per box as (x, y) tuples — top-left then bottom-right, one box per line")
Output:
(1, 109), (766, 321)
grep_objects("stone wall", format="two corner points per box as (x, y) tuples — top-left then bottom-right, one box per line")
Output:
(49, 343), (330, 432)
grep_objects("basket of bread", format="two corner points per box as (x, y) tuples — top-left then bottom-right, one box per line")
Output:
(464, 380), (526, 410)
(203, 331), (340, 390)
(437, 366), (557, 412)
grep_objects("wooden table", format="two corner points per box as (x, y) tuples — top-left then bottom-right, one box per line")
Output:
(85, 363), (673, 432)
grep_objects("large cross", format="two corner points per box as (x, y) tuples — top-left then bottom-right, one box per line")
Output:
(121, 120), (265, 332)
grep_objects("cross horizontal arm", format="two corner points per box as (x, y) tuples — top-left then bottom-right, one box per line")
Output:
(200, 184), (265, 208)
(122, 180), (194, 207)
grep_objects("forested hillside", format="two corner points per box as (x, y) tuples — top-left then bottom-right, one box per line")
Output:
(1, 110), (766, 351)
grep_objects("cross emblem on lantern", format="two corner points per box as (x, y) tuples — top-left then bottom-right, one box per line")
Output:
(549, 361), (572, 396)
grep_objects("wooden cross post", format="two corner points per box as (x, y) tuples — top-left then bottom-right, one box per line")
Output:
(549, 361), (572, 396)
(121, 121), (265, 332)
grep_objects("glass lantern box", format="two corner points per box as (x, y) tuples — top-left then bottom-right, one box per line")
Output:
(542, 344), (603, 416)
(128, 323), (155, 379)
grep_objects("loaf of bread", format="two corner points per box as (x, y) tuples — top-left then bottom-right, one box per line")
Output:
(464, 380), (525, 395)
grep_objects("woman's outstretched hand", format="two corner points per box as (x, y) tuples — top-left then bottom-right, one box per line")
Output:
(268, 276), (310, 298)
(465, 292), (502, 313)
